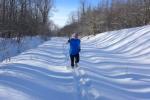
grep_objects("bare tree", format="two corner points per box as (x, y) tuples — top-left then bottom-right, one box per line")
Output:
(0, 0), (54, 39)
(58, 0), (150, 36)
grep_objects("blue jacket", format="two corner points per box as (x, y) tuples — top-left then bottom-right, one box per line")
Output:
(68, 38), (81, 55)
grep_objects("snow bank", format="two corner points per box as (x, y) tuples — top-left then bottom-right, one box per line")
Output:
(0, 36), (45, 62)
(0, 25), (150, 100)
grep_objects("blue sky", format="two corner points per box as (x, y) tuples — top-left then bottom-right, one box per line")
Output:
(51, 0), (100, 27)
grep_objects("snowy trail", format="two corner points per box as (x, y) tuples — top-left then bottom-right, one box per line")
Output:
(0, 38), (76, 100)
(0, 25), (150, 100)
(80, 25), (150, 100)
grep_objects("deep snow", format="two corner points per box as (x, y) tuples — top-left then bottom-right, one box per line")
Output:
(0, 36), (45, 62)
(0, 25), (150, 100)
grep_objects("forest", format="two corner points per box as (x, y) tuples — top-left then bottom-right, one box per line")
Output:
(59, 0), (150, 36)
(0, 0), (54, 40)
(0, 0), (150, 37)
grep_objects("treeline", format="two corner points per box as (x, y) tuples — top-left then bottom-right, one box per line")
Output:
(59, 0), (150, 36)
(0, 0), (54, 39)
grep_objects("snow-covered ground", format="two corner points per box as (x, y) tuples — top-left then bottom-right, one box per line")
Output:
(0, 25), (150, 100)
(0, 36), (45, 62)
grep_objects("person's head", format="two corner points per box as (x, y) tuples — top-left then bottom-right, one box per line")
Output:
(72, 33), (79, 39)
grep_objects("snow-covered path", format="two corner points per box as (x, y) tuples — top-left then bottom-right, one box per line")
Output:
(0, 25), (150, 100)
(0, 38), (77, 100)
(80, 25), (150, 100)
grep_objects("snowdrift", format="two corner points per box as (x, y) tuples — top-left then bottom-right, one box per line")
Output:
(0, 25), (150, 100)
(0, 36), (45, 62)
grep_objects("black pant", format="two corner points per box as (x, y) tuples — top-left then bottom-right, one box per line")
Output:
(70, 54), (79, 67)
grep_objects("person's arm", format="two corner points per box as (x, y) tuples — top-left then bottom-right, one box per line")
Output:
(79, 46), (81, 52)
(66, 38), (71, 44)
(68, 39), (70, 43)
(79, 40), (81, 52)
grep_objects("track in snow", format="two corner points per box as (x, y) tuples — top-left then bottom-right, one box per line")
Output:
(0, 25), (150, 100)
